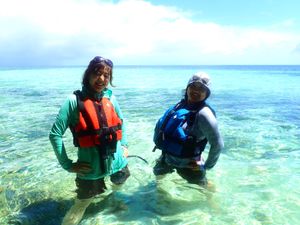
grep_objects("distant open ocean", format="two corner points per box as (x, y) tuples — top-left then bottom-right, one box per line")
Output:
(0, 65), (299, 224)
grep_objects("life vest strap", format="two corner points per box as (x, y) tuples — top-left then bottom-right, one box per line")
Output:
(76, 124), (122, 137)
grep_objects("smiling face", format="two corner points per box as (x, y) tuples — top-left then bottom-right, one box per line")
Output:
(88, 65), (111, 93)
(187, 82), (208, 103)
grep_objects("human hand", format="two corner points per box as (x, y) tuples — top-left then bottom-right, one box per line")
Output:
(69, 162), (92, 176)
(189, 161), (205, 171)
(122, 146), (129, 158)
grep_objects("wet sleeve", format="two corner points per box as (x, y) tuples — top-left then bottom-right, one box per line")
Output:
(110, 95), (128, 147)
(49, 95), (77, 170)
(196, 108), (224, 170)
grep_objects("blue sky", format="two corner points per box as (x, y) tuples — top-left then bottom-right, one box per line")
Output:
(0, 0), (300, 67)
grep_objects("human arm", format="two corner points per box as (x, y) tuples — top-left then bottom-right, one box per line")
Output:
(196, 107), (224, 170)
(109, 94), (128, 147)
(106, 92), (129, 173)
(68, 162), (92, 175)
(49, 95), (77, 171)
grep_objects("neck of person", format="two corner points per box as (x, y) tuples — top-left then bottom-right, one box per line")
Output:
(82, 85), (104, 101)
(185, 98), (205, 110)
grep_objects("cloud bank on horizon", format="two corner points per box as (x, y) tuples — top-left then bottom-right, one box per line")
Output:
(0, 0), (300, 67)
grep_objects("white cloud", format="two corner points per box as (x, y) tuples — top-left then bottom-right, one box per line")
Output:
(0, 0), (299, 66)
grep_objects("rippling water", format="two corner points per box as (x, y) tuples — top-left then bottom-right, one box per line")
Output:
(0, 65), (300, 224)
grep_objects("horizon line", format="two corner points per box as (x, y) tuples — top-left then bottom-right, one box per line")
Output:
(1, 64), (300, 70)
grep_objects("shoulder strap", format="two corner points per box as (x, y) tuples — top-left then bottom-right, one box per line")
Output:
(73, 90), (94, 131)
(69, 90), (85, 147)
(73, 90), (84, 111)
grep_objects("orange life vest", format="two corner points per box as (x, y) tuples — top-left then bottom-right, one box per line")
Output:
(71, 91), (122, 149)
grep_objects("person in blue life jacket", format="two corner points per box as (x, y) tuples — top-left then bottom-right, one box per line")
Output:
(153, 72), (224, 187)
(49, 56), (130, 225)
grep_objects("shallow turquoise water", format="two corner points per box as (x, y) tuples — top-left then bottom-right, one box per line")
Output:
(0, 65), (299, 224)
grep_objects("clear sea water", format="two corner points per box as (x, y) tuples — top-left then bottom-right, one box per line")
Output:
(0, 65), (299, 225)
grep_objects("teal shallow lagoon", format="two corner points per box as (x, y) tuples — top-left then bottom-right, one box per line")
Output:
(0, 65), (299, 224)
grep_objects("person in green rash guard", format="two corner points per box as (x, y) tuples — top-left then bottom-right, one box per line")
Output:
(49, 56), (130, 225)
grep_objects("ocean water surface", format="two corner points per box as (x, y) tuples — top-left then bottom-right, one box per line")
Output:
(0, 65), (299, 224)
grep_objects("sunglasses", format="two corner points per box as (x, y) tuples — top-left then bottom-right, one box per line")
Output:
(189, 83), (207, 93)
(91, 56), (113, 68)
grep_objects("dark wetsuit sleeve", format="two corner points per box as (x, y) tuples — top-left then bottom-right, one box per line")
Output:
(196, 107), (224, 170)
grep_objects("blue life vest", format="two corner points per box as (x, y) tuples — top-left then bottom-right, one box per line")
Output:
(153, 100), (210, 158)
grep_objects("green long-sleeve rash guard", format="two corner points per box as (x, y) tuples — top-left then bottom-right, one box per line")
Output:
(49, 89), (128, 180)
